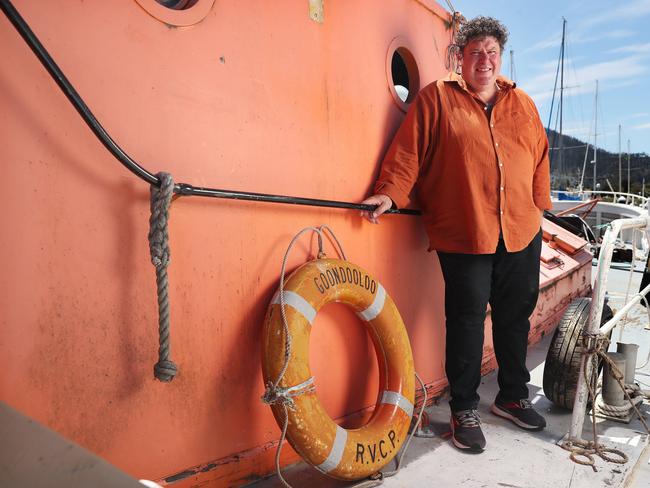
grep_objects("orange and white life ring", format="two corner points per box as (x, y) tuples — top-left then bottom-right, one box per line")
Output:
(261, 258), (415, 480)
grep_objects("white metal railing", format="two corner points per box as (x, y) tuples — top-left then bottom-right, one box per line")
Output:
(551, 190), (648, 209)
(568, 215), (650, 441)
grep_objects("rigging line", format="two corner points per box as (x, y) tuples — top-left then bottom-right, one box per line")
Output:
(547, 24), (565, 178)
(546, 26), (563, 134)
(565, 30), (587, 144)
(0, 0), (419, 217)
(444, 0), (456, 14)
(553, 96), (564, 152)
(550, 144), (589, 150)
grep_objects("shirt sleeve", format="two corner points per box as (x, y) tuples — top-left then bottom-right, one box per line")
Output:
(528, 97), (553, 211)
(374, 89), (435, 209)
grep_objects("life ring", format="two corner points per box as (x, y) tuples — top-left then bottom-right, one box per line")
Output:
(262, 258), (415, 480)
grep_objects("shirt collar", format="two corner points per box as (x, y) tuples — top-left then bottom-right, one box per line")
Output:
(443, 71), (516, 92)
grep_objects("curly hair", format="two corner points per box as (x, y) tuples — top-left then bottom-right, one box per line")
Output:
(455, 16), (509, 52)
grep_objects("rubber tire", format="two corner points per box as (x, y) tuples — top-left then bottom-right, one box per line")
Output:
(542, 297), (614, 410)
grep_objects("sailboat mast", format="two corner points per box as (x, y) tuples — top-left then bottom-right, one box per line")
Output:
(618, 124), (622, 194)
(593, 80), (598, 192)
(628, 139), (631, 195)
(558, 18), (566, 187)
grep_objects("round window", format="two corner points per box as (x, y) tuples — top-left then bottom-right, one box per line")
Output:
(386, 39), (420, 112)
(134, 0), (213, 26)
(155, 0), (198, 9)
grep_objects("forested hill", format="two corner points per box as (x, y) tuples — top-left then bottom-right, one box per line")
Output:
(546, 129), (650, 194)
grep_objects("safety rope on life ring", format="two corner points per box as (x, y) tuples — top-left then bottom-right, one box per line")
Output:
(262, 258), (415, 481)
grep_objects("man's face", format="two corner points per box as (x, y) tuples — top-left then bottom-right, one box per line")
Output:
(460, 36), (502, 92)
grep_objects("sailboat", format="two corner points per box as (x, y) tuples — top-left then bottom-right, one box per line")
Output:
(546, 21), (647, 260)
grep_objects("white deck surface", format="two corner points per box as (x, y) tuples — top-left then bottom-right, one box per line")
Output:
(250, 266), (650, 488)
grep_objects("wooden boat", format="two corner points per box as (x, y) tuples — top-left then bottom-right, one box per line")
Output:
(0, 1), (593, 486)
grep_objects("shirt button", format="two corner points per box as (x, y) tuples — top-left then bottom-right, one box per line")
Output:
(484, 106), (488, 111)
(500, 186), (504, 191)
(500, 210), (504, 215)
(495, 142), (499, 147)
(499, 163), (503, 167)
(490, 123), (494, 127)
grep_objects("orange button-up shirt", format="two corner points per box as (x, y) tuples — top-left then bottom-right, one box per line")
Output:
(375, 72), (552, 254)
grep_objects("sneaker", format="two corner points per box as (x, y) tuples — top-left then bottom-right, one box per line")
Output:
(490, 399), (546, 431)
(450, 409), (486, 452)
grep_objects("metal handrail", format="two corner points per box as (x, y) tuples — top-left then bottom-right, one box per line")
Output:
(552, 190), (648, 209)
(0, 0), (419, 216)
(568, 214), (650, 441)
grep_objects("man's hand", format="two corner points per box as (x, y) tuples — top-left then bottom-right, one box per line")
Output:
(361, 194), (393, 224)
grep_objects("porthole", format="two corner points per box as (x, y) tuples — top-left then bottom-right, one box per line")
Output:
(386, 38), (420, 112)
(134, 0), (214, 26)
(155, 0), (198, 9)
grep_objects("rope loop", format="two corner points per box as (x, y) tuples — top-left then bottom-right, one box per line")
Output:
(148, 172), (178, 382)
(561, 439), (628, 471)
(563, 329), (650, 469)
(581, 331), (609, 355)
(261, 377), (316, 410)
(149, 172), (175, 268)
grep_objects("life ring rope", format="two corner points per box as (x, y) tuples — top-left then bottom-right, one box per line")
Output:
(261, 225), (426, 488)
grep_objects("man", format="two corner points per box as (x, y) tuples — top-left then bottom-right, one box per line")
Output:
(362, 16), (551, 453)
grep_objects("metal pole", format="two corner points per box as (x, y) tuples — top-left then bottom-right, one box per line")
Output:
(618, 124), (622, 194)
(557, 18), (566, 190)
(593, 80), (598, 192)
(628, 139), (631, 196)
(509, 50), (516, 82)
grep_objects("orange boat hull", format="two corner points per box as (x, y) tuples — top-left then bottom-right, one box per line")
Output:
(0, 1), (590, 486)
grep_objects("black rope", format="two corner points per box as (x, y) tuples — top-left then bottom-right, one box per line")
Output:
(0, 0), (419, 216)
(148, 173), (178, 382)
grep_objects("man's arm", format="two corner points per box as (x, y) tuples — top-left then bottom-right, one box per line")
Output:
(527, 97), (553, 213)
(361, 89), (435, 223)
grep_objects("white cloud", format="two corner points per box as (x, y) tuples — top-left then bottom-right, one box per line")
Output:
(522, 55), (648, 104)
(632, 123), (650, 130)
(607, 42), (650, 54)
(561, 126), (592, 137)
(525, 28), (636, 53)
(526, 33), (562, 53)
(581, 0), (650, 27)
(574, 30), (636, 44)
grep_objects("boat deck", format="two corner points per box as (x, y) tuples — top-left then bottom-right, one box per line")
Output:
(250, 266), (650, 488)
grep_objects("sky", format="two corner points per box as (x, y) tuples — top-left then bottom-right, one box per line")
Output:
(455, 0), (650, 155)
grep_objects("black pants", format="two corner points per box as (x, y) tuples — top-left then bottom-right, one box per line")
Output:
(437, 230), (542, 411)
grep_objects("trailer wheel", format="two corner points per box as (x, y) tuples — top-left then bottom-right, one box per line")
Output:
(542, 297), (613, 410)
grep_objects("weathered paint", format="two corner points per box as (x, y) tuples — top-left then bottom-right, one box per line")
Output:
(0, 1), (591, 486)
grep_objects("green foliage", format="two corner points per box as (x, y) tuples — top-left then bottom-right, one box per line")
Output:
(547, 129), (650, 194)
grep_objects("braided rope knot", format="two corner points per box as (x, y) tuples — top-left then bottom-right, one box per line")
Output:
(261, 377), (316, 410)
(582, 332), (609, 355)
(154, 360), (178, 383)
(149, 173), (174, 268)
